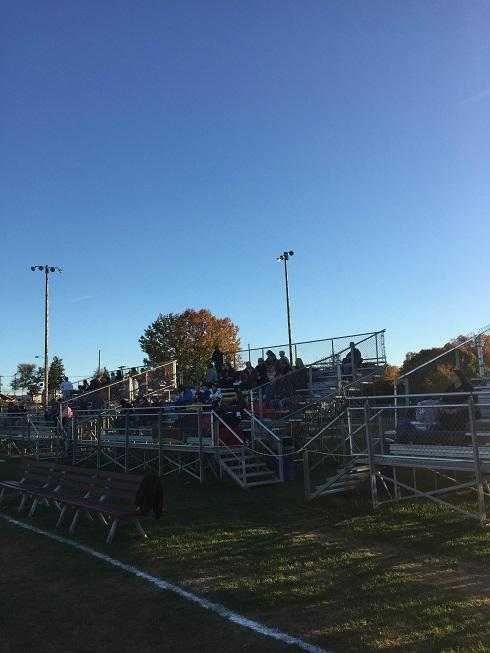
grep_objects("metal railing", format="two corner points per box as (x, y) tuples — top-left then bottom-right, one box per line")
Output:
(233, 330), (386, 367)
(394, 325), (490, 396)
(66, 360), (178, 408)
(250, 330), (386, 422)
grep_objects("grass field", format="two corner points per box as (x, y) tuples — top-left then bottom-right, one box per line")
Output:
(1, 456), (490, 652)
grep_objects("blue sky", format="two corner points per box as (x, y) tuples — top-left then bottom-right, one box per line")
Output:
(1, 0), (489, 388)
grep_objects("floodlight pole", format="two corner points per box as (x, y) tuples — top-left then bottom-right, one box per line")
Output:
(277, 251), (295, 365)
(31, 265), (62, 410)
(44, 267), (49, 410)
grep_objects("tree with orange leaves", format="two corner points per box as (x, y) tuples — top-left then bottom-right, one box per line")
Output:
(139, 308), (241, 384)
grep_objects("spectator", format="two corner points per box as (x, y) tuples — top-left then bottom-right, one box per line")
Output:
(128, 367), (139, 401)
(278, 351), (292, 374)
(220, 361), (236, 388)
(439, 369), (477, 431)
(211, 346), (224, 376)
(342, 342), (363, 377)
(240, 361), (258, 389)
(60, 377), (74, 401)
(255, 358), (268, 385)
(196, 383), (211, 403)
(205, 362), (218, 385)
(209, 383), (222, 409)
(292, 358), (308, 390)
(176, 386), (193, 406)
(265, 351), (279, 382)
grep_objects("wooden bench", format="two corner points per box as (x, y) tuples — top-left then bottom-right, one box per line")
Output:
(0, 460), (149, 544)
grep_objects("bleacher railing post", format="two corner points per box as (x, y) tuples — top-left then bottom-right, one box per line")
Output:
(469, 396), (486, 528)
(278, 437), (284, 483)
(303, 448), (310, 499)
(198, 406), (203, 483)
(96, 414), (101, 470)
(124, 414), (129, 473)
(72, 413), (77, 465)
(364, 401), (378, 510)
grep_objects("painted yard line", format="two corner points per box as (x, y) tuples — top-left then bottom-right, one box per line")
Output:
(0, 512), (331, 653)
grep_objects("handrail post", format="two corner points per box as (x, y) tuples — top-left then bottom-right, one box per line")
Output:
(158, 409), (162, 477)
(124, 414), (129, 472)
(258, 387), (263, 421)
(469, 396), (486, 528)
(364, 401), (378, 510)
(278, 437), (284, 482)
(72, 413), (77, 464)
(198, 405), (203, 483)
(303, 448), (310, 498)
(241, 446), (246, 487)
(96, 414), (101, 471)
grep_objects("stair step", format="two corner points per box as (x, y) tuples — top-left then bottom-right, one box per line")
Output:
(247, 478), (282, 487)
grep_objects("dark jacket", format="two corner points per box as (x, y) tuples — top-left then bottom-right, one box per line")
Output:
(135, 474), (163, 519)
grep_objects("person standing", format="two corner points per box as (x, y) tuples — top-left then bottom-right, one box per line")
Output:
(211, 346), (224, 376)
(60, 377), (73, 401)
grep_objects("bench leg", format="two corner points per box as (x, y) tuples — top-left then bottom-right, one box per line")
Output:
(133, 519), (147, 539)
(84, 510), (94, 522)
(18, 494), (27, 513)
(56, 505), (68, 528)
(69, 509), (81, 534)
(28, 497), (39, 518)
(106, 519), (119, 544)
(97, 513), (108, 527)
(0, 488), (5, 504)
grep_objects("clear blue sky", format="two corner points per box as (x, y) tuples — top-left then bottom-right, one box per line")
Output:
(1, 0), (489, 388)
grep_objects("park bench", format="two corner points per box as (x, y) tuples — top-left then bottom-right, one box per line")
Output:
(0, 460), (150, 544)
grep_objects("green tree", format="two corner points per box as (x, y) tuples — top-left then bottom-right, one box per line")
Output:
(48, 356), (65, 390)
(139, 308), (241, 383)
(11, 363), (44, 397)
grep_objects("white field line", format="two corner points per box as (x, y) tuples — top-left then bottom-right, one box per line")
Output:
(0, 512), (331, 653)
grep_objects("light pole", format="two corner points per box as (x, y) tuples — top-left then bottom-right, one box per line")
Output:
(277, 251), (294, 365)
(31, 265), (63, 409)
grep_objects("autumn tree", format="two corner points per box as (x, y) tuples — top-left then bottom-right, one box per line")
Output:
(397, 337), (481, 393)
(48, 356), (65, 390)
(11, 363), (44, 397)
(139, 308), (241, 383)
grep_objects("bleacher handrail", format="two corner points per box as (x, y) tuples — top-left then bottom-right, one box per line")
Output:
(235, 329), (386, 364)
(65, 360), (177, 405)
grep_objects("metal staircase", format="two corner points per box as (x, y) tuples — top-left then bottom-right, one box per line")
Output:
(309, 460), (369, 499)
(217, 449), (282, 488)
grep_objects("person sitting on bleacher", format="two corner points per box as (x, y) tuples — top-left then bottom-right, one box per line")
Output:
(439, 368), (478, 431)
(176, 386), (193, 406)
(278, 351), (292, 374)
(240, 361), (258, 389)
(292, 358), (308, 389)
(265, 351), (279, 381)
(209, 383), (222, 409)
(220, 361), (237, 388)
(255, 358), (268, 385)
(196, 383), (211, 403)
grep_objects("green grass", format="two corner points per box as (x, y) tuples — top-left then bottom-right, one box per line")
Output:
(1, 456), (490, 652)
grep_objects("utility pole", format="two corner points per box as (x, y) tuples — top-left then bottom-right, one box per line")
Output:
(31, 265), (63, 409)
